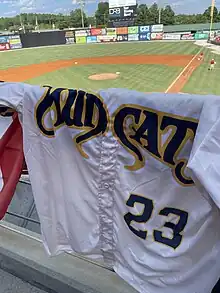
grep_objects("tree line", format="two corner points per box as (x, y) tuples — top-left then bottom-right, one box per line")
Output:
(0, 2), (219, 33)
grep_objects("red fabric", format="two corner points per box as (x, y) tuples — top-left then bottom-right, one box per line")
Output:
(0, 113), (24, 219)
(211, 60), (215, 65)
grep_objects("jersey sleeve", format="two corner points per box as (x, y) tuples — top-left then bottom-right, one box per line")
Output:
(187, 100), (220, 208)
(0, 82), (25, 111)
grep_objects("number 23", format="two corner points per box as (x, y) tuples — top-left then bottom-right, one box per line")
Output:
(124, 194), (188, 249)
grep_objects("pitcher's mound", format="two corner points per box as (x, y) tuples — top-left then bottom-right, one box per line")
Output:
(89, 73), (119, 80)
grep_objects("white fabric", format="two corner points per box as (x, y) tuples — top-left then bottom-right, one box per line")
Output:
(1, 82), (220, 293)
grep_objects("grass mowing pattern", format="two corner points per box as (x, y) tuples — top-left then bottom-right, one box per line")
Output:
(0, 41), (198, 70)
(3, 41), (218, 95)
(26, 64), (182, 93)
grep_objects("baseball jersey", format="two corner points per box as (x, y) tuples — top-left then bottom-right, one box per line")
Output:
(1, 82), (220, 293)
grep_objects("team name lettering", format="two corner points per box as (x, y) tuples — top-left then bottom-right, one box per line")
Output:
(35, 86), (109, 158)
(35, 89), (199, 186)
(112, 105), (198, 186)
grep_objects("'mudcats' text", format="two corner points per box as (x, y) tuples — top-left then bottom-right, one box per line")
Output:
(35, 87), (198, 186)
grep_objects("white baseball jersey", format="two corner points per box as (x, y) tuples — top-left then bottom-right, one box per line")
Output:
(1, 82), (220, 293)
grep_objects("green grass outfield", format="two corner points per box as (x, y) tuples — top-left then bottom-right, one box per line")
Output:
(183, 50), (220, 95)
(0, 41), (220, 94)
(27, 64), (180, 93)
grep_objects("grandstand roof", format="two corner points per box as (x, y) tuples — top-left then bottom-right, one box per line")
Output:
(164, 22), (220, 33)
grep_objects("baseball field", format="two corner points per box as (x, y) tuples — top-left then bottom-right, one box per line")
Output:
(0, 41), (219, 95)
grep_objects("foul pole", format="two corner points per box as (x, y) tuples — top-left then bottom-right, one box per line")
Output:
(209, 0), (215, 40)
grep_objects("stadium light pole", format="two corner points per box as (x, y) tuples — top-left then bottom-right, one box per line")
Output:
(157, 0), (173, 24)
(158, 7), (161, 24)
(33, 0), (40, 32)
(72, 0), (85, 28)
(80, 0), (85, 28)
(19, 13), (22, 26)
(19, 0), (25, 33)
(157, 0), (162, 24)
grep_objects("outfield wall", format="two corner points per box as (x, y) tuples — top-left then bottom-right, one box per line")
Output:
(0, 24), (219, 51)
(20, 31), (66, 48)
(73, 26), (211, 44)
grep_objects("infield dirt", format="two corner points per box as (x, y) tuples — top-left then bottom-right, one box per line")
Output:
(0, 54), (199, 93)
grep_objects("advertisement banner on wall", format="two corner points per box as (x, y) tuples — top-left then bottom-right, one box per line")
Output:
(151, 32), (163, 40)
(66, 31), (75, 37)
(75, 30), (89, 37)
(181, 33), (195, 40)
(163, 33), (181, 40)
(215, 36), (220, 43)
(0, 36), (8, 44)
(107, 28), (117, 35)
(116, 27), (128, 34)
(87, 36), (97, 43)
(194, 33), (209, 40)
(205, 30), (220, 39)
(97, 35), (117, 42)
(8, 35), (22, 49)
(138, 33), (150, 41)
(0, 43), (10, 51)
(65, 31), (75, 44)
(75, 36), (87, 44)
(116, 34), (128, 42)
(128, 26), (138, 34)
(151, 24), (164, 32)
(91, 28), (106, 36)
(206, 31), (215, 38)
(175, 31), (191, 35)
(214, 31), (220, 39)
(66, 37), (75, 44)
(139, 26), (150, 34)
(128, 33), (139, 41)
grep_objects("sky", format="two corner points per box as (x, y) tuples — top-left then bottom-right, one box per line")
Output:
(0, 0), (218, 17)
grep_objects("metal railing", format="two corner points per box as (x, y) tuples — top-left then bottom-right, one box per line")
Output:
(6, 211), (40, 224)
